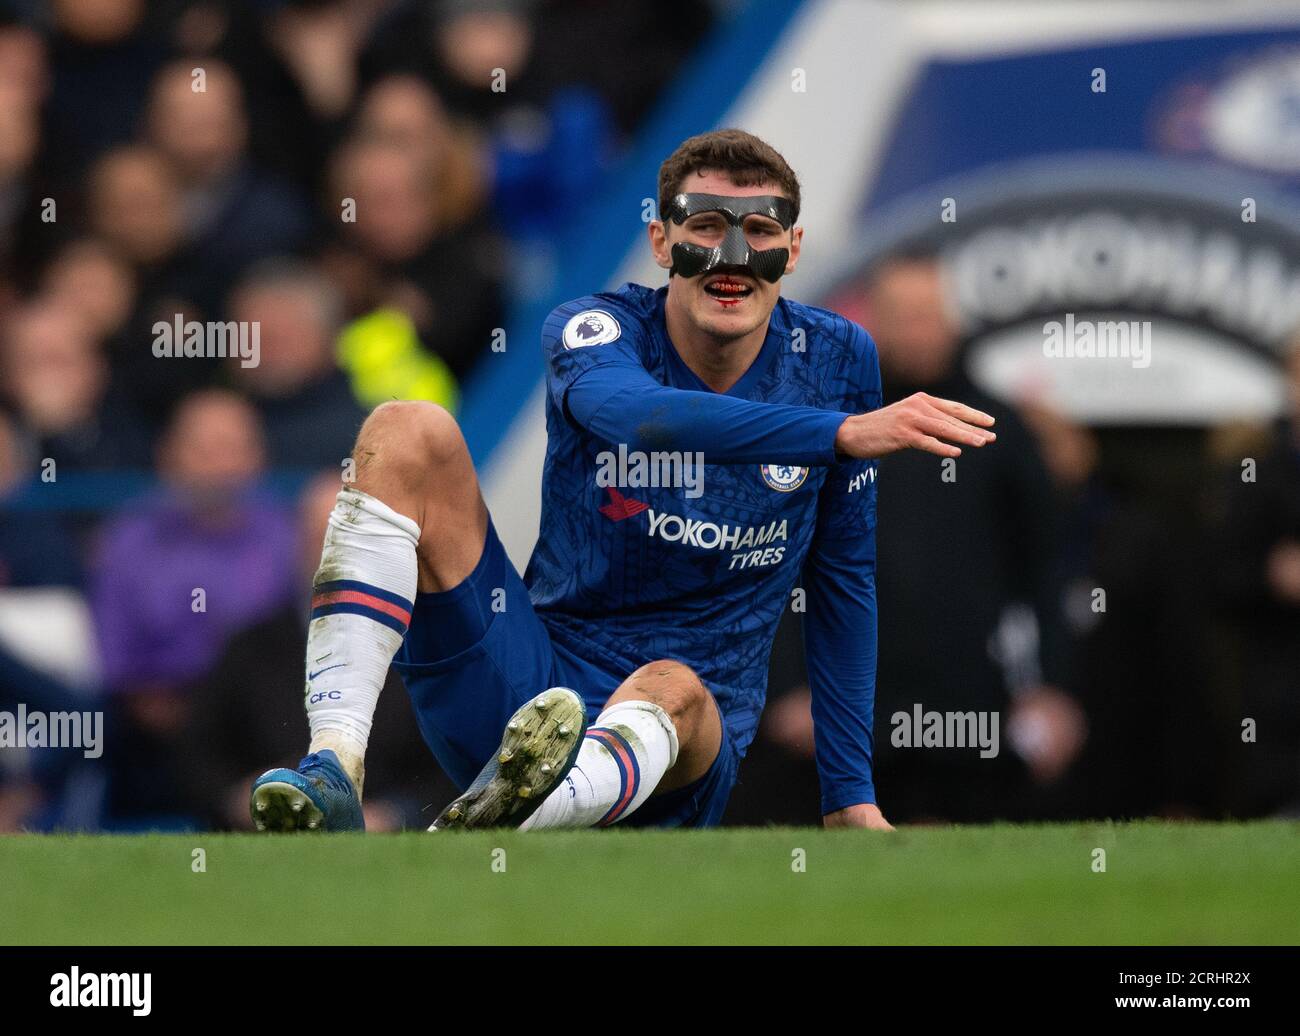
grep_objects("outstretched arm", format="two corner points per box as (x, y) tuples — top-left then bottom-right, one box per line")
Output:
(567, 361), (846, 465)
(565, 363), (995, 467)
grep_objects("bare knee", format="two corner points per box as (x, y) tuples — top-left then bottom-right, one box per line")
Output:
(611, 660), (720, 790)
(353, 400), (465, 490)
(620, 659), (709, 725)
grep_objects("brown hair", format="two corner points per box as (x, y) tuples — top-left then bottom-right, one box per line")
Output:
(658, 128), (801, 223)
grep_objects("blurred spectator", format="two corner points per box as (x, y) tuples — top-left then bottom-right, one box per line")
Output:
(0, 94), (40, 257)
(1210, 336), (1300, 817)
(354, 74), (488, 231)
(860, 254), (1083, 822)
(0, 632), (105, 833)
(0, 297), (149, 471)
(0, 18), (46, 112)
(49, 0), (145, 44)
(169, 0), (338, 187)
(91, 388), (296, 691)
(84, 145), (219, 417)
(40, 237), (137, 348)
(89, 388), (297, 826)
(0, 407), (80, 591)
(529, 0), (714, 135)
(182, 470), (452, 831)
(1016, 401), (1214, 819)
(0, 17), (46, 290)
(266, 0), (378, 125)
(227, 258), (369, 468)
(328, 137), (505, 378)
(144, 59), (314, 312)
(0, 407), (92, 689)
(360, 1), (618, 244)
(85, 144), (185, 272)
(0, 409), (104, 832)
(363, 0), (547, 126)
(42, 0), (166, 183)
(0, 409), (98, 717)
(362, 0), (711, 136)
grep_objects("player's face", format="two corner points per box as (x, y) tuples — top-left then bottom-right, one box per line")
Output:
(652, 171), (802, 341)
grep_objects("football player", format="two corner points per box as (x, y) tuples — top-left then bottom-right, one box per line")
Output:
(251, 129), (994, 832)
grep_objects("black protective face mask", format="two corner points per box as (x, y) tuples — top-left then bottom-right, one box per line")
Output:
(662, 192), (796, 283)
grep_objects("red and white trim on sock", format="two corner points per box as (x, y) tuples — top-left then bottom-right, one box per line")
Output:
(304, 488), (420, 782)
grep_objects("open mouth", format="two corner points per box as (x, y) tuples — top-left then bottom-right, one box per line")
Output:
(703, 276), (754, 302)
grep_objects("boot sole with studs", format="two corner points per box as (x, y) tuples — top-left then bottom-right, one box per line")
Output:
(430, 688), (587, 830)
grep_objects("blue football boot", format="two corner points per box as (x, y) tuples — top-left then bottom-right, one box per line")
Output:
(250, 749), (365, 832)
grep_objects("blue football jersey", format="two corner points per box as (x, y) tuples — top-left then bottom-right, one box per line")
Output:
(525, 282), (882, 811)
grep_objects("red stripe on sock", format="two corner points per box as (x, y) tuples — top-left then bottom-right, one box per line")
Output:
(310, 589), (412, 626)
(586, 728), (638, 826)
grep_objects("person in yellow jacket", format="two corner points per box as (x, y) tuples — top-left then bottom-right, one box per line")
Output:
(336, 308), (459, 413)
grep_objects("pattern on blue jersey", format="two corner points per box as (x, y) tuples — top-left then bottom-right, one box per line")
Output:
(526, 283), (882, 811)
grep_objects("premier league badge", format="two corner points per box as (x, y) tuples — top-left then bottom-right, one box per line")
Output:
(562, 310), (622, 349)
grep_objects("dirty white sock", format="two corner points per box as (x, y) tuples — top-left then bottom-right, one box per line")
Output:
(304, 487), (419, 795)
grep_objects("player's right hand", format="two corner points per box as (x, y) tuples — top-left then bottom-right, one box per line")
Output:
(834, 392), (996, 459)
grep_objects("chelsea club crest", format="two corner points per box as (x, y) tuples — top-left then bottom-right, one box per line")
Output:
(760, 464), (808, 492)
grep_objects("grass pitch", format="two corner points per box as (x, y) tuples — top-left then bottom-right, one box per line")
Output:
(2, 821), (1297, 945)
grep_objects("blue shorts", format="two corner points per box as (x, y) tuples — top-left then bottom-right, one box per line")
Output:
(392, 521), (739, 828)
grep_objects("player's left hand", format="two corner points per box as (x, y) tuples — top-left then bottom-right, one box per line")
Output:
(823, 803), (895, 830)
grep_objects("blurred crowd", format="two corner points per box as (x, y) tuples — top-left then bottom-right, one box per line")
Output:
(0, 0), (714, 831)
(733, 254), (1300, 827)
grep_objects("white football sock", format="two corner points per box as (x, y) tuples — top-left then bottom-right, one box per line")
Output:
(304, 487), (419, 795)
(521, 699), (680, 830)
